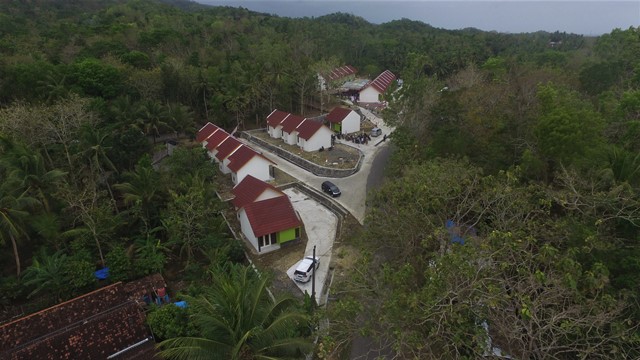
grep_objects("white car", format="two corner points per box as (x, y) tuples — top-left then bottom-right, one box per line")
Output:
(294, 256), (320, 283)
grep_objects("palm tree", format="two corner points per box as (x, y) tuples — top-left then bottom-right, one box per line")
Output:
(138, 100), (172, 144)
(166, 103), (195, 137)
(109, 95), (142, 131)
(38, 67), (69, 103)
(193, 70), (211, 121)
(605, 147), (640, 186)
(22, 248), (69, 301)
(3, 146), (67, 213)
(133, 233), (169, 275)
(114, 157), (164, 223)
(158, 265), (312, 360)
(0, 180), (39, 276)
(77, 126), (118, 209)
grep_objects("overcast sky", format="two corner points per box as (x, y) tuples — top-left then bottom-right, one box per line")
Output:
(196, 1), (640, 35)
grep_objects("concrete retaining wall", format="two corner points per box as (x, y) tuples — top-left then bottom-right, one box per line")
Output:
(241, 130), (364, 178)
(279, 182), (349, 220)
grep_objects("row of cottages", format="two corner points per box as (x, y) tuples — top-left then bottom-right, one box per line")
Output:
(266, 110), (333, 151)
(318, 65), (357, 91)
(197, 122), (275, 185)
(232, 175), (301, 253)
(359, 70), (397, 103)
(325, 106), (361, 134)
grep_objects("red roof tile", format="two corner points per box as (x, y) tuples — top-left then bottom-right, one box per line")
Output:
(196, 122), (221, 143)
(214, 137), (243, 161)
(266, 109), (291, 127)
(204, 129), (229, 151)
(243, 196), (301, 237)
(227, 145), (275, 173)
(366, 70), (396, 94)
(231, 175), (283, 209)
(325, 107), (354, 124)
(296, 119), (328, 140)
(281, 114), (305, 133)
(327, 65), (357, 81)
(0, 280), (159, 360)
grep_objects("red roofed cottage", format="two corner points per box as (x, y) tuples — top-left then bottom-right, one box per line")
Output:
(214, 137), (243, 173)
(231, 175), (284, 210)
(196, 122), (221, 143)
(238, 196), (302, 253)
(318, 65), (357, 90)
(325, 107), (361, 134)
(266, 109), (290, 139)
(225, 145), (276, 185)
(359, 70), (396, 103)
(296, 119), (333, 152)
(280, 114), (305, 146)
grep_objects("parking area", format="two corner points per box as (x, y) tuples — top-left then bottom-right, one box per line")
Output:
(284, 188), (337, 305)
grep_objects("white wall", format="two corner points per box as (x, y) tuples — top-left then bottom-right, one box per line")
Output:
(220, 159), (231, 174)
(268, 125), (282, 139)
(207, 149), (218, 162)
(340, 111), (361, 134)
(282, 131), (298, 146)
(359, 86), (381, 103)
(233, 157), (273, 185)
(238, 209), (259, 251)
(300, 126), (333, 152)
(255, 188), (284, 202)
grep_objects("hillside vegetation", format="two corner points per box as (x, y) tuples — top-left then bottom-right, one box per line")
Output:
(1, 0), (639, 358)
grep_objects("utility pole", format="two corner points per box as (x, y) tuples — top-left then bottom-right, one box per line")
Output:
(311, 245), (316, 308)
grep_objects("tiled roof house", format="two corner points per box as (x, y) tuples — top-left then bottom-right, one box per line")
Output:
(214, 137), (243, 173)
(318, 65), (357, 90)
(0, 283), (158, 360)
(359, 70), (397, 103)
(327, 65), (357, 82)
(266, 109), (290, 139)
(196, 122), (222, 144)
(225, 145), (276, 185)
(280, 114), (306, 146)
(296, 119), (333, 152)
(231, 175), (285, 209)
(325, 107), (361, 134)
(238, 195), (302, 253)
(203, 129), (230, 158)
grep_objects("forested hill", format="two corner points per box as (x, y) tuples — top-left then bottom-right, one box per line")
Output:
(2, 0), (640, 358)
(1, 0), (585, 116)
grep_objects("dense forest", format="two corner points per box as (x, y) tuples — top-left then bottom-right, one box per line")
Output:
(1, 0), (639, 358)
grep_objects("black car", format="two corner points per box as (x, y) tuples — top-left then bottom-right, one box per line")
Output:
(321, 181), (341, 197)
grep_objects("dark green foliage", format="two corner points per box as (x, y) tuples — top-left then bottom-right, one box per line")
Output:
(69, 58), (123, 99)
(108, 127), (151, 171)
(147, 304), (195, 341)
(133, 235), (169, 276)
(120, 50), (152, 69)
(64, 254), (95, 291)
(534, 84), (605, 170)
(105, 244), (131, 282)
(158, 264), (312, 360)
(579, 61), (624, 95)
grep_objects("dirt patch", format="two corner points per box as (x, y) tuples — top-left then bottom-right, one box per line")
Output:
(271, 167), (298, 186)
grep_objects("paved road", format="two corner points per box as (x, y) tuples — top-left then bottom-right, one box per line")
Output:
(284, 188), (337, 305)
(366, 143), (391, 192)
